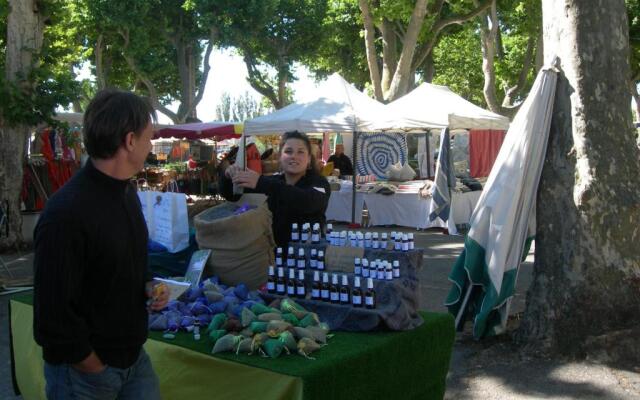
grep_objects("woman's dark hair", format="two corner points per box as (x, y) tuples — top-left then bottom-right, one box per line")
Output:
(279, 130), (319, 174)
(83, 89), (157, 159)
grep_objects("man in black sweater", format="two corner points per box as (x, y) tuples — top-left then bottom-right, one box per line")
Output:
(33, 90), (168, 399)
(327, 144), (354, 177)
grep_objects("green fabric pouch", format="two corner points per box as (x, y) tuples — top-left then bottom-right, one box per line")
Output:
(208, 313), (227, 332)
(251, 303), (280, 315)
(263, 339), (285, 359)
(208, 329), (227, 343)
(249, 321), (268, 334)
(278, 331), (298, 353)
(279, 298), (308, 319)
(281, 313), (300, 326)
(298, 313), (320, 328)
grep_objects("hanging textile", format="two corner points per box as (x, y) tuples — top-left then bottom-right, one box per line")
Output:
(468, 129), (506, 177)
(355, 132), (408, 180)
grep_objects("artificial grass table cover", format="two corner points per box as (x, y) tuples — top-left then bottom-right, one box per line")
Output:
(10, 293), (454, 400)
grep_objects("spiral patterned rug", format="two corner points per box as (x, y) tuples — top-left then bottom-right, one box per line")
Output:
(355, 132), (408, 179)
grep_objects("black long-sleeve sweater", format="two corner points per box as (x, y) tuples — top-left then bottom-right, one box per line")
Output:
(220, 171), (331, 248)
(33, 160), (149, 369)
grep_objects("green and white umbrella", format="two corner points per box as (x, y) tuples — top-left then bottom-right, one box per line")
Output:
(445, 63), (559, 338)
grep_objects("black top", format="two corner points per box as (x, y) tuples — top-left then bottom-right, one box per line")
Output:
(220, 172), (331, 248)
(33, 160), (150, 369)
(327, 153), (354, 176)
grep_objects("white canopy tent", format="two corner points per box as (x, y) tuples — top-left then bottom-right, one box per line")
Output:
(375, 82), (510, 131)
(243, 73), (391, 136)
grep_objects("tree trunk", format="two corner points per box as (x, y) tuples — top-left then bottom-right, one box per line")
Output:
(477, 0), (520, 119)
(1, 0), (45, 250)
(380, 18), (396, 97)
(517, 0), (640, 359)
(95, 34), (107, 90)
(386, 0), (428, 101)
(176, 40), (197, 122)
(359, 0), (384, 101)
(422, 52), (435, 83)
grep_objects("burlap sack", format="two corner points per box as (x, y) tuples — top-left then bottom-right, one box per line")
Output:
(194, 194), (275, 290)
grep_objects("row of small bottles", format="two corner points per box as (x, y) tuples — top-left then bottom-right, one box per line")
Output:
(290, 222), (322, 244)
(267, 266), (377, 309)
(327, 229), (415, 251)
(276, 247), (325, 270)
(354, 257), (401, 280)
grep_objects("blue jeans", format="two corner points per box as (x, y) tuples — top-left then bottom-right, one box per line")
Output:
(43, 349), (161, 400)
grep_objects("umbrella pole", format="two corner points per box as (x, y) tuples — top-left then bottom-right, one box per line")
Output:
(426, 130), (431, 178)
(351, 131), (358, 225)
(454, 280), (475, 331)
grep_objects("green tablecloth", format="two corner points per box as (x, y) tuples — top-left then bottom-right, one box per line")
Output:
(10, 293), (454, 400)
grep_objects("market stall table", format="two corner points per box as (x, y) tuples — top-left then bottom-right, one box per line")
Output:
(363, 190), (482, 230)
(325, 190), (364, 223)
(10, 293), (454, 400)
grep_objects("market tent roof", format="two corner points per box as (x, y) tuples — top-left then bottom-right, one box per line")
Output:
(377, 83), (510, 131)
(154, 121), (242, 140)
(243, 73), (391, 135)
(52, 112), (84, 125)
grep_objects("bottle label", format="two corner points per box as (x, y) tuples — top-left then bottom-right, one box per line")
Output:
(330, 292), (339, 301)
(402, 242), (409, 251)
(372, 241), (379, 249)
(354, 266), (361, 275)
(276, 257), (282, 265)
(277, 284), (285, 293)
(362, 268), (369, 278)
(409, 242), (414, 250)
(365, 296), (374, 306)
(358, 240), (364, 248)
(395, 242), (401, 250)
(297, 260), (305, 269)
(297, 287), (305, 296)
(312, 233), (320, 242)
(288, 287), (295, 295)
(378, 270), (384, 279)
(302, 234), (309, 242)
(364, 239), (371, 248)
(287, 259), (295, 268)
(352, 295), (362, 305)
(292, 233), (299, 241)
(381, 241), (387, 249)
(267, 282), (275, 290)
(340, 293), (349, 302)
(393, 269), (400, 278)
(310, 260), (317, 268)
(321, 289), (329, 298)
(385, 271), (393, 280)
(317, 261), (324, 270)
(312, 289), (320, 298)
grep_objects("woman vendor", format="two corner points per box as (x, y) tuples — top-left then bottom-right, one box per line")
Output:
(220, 131), (331, 248)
